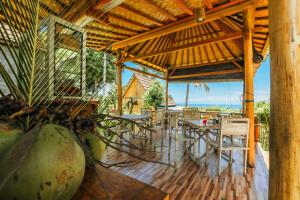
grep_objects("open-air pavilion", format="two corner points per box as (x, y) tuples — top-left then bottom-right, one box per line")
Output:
(0, 0), (298, 199)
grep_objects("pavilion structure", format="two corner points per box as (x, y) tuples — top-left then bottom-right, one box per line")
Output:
(2, 0), (300, 199)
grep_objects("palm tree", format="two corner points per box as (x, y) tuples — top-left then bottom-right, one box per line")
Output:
(185, 82), (209, 107)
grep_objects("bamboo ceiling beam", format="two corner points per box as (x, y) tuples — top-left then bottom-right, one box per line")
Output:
(88, 21), (139, 35)
(169, 69), (243, 79)
(87, 33), (119, 41)
(134, 59), (166, 73)
(169, 58), (243, 69)
(174, 0), (194, 15)
(143, 0), (177, 21)
(173, 31), (221, 43)
(124, 31), (243, 61)
(119, 4), (164, 26)
(123, 65), (165, 80)
(87, 28), (127, 39)
(94, 0), (125, 13)
(232, 60), (243, 69)
(62, 0), (91, 23)
(40, 0), (64, 14)
(204, 0), (213, 9)
(86, 26), (130, 38)
(108, 14), (150, 31)
(112, 0), (253, 50)
(261, 35), (269, 59)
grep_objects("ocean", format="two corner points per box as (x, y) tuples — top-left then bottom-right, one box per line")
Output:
(176, 103), (242, 110)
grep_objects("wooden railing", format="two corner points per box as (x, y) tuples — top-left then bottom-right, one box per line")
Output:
(256, 124), (269, 151)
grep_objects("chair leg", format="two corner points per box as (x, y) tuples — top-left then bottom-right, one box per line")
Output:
(229, 150), (233, 166)
(205, 132), (209, 166)
(218, 149), (222, 176)
(243, 150), (248, 175)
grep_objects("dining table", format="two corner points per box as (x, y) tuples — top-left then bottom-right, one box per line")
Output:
(182, 119), (221, 161)
(182, 119), (234, 164)
(120, 114), (152, 140)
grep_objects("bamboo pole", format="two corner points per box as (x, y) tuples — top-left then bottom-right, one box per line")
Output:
(243, 7), (255, 167)
(269, 0), (300, 199)
(165, 70), (170, 111)
(117, 64), (123, 115)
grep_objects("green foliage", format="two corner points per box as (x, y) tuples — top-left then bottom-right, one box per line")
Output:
(255, 101), (270, 150)
(86, 49), (116, 93)
(143, 80), (165, 109)
(255, 101), (270, 127)
(97, 84), (118, 114)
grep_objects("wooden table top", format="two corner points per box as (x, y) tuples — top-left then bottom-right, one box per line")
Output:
(73, 166), (169, 200)
(120, 114), (151, 121)
(183, 119), (221, 130)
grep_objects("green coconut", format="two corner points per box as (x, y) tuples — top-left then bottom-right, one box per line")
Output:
(0, 125), (22, 158)
(0, 124), (85, 200)
(83, 127), (116, 164)
(83, 132), (106, 161)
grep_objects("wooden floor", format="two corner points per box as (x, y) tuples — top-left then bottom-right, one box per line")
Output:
(102, 128), (269, 200)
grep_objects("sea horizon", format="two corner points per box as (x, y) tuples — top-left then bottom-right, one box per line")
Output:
(176, 103), (242, 109)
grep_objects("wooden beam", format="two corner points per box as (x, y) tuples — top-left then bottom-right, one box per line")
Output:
(123, 66), (165, 80)
(269, 0), (300, 199)
(143, 0), (177, 21)
(134, 59), (166, 73)
(169, 58), (243, 69)
(63, 0), (91, 23)
(124, 32), (243, 61)
(169, 69), (242, 79)
(232, 61), (243, 69)
(88, 21), (139, 35)
(95, 0), (125, 13)
(243, 6), (255, 167)
(204, 0), (213, 9)
(119, 4), (164, 26)
(86, 26), (131, 38)
(109, 14), (150, 31)
(261, 35), (269, 59)
(174, 0), (194, 15)
(112, 0), (253, 50)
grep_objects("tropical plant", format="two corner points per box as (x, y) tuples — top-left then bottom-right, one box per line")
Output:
(143, 80), (165, 109)
(255, 101), (270, 150)
(86, 49), (116, 93)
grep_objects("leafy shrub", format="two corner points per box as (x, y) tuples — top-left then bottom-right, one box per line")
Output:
(255, 101), (270, 150)
(143, 81), (164, 109)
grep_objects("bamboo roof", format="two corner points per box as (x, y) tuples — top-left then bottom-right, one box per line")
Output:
(0, 0), (269, 82)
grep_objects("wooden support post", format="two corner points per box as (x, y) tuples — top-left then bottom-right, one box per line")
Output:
(165, 71), (169, 111)
(117, 64), (123, 115)
(269, 0), (300, 199)
(242, 80), (246, 114)
(243, 7), (255, 167)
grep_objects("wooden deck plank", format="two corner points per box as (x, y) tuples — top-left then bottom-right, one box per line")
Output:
(73, 166), (169, 200)
(76, 128), (269, 200)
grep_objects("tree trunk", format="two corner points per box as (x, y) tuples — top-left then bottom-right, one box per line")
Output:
(269, 0), (300, 199)
(185, 83), (190, 107)
(117, 64), (122, 115)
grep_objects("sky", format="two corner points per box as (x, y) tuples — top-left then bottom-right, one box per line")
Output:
(122, 57), (270, 106)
